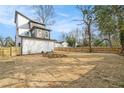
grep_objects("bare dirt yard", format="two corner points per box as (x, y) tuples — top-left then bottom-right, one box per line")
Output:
(0, 52), (124, 88)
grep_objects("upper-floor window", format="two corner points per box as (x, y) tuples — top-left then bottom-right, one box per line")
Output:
(45, 32), (48, 38)
(25, 32), (30, 36)
(18, 43), (21, 47)
(31, 30), (35, 37)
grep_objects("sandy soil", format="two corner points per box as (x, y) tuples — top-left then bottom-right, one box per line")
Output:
(0, 52), (124, 88)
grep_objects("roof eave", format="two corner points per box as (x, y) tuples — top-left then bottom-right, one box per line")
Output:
(14, 11), (45, 26)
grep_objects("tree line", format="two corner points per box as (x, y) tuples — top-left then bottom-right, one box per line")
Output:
(0, 5), (124, 54)
(61, 5), (124, 54)
(0, 36), (15, 47)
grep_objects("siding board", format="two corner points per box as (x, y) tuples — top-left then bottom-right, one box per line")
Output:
(22, 38), (54, 54)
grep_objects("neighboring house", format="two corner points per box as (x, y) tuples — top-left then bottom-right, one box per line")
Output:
(54, 41), (62, 47)
(54, 41), (68, 48)
(61, 41), (68, 47)
(15, 11), (55, 54)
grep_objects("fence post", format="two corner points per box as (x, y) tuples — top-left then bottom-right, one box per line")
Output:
(2, 48), (3, 56)
(0, 47), (2, 56)
(10, 47), (12, 56)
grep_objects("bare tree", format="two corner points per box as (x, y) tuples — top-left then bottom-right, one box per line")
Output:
(68, 28), (82, 45)
(0, 36), (15, 47)
(61, 32), (67, 41)
(4, 36), (15, 47)
(72, 28), (80, 43)
(0, 36), (4, 47)
(33, 5), (55, 25)
(76, 6), (95, 52)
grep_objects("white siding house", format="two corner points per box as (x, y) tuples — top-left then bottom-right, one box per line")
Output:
(15, 11), (55, 54)
(22, 37), (54, 54)
(54, 41), (68, 48)
(61, 41), (68, 47)
(54, 41), (62, 47)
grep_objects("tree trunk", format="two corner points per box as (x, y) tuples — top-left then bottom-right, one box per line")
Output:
(88, 25), (92, 52)
(108, 33), (112, 48)
(120, 31), (124, 54)
(118, 16), (124, 54)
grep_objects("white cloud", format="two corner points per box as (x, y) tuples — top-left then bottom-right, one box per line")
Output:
(0, 5), (34, 26)
(0, 5), (83, 34)
(57, 12), (70, 17)
(0, 6), (14, 26)
(51, 18), (81, 33)
(0, 17), (15, 26)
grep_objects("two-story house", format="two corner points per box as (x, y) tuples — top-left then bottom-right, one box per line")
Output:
(15, 11), (55, 54)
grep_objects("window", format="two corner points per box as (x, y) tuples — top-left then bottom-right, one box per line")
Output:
(31, 30), (35, 37)
(18, 43), (21, 47)
(25, 32), (30, 36)
(45, 32), (48, 38)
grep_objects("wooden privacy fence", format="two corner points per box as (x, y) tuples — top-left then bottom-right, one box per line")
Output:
(55, 47), (121, 54)
(0, 47), (21, 57)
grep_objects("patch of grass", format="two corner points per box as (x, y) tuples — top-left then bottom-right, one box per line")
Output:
(117, 82), (124, 88)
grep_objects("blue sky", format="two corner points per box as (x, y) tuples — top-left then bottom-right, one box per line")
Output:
(0, 5), (82, 41)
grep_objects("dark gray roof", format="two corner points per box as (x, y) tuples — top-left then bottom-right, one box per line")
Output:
(19, 35), (56, 41)
(30, 26), (51, 32)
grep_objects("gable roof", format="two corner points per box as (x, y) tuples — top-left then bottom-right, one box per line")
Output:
(14, 11), (45, 26)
